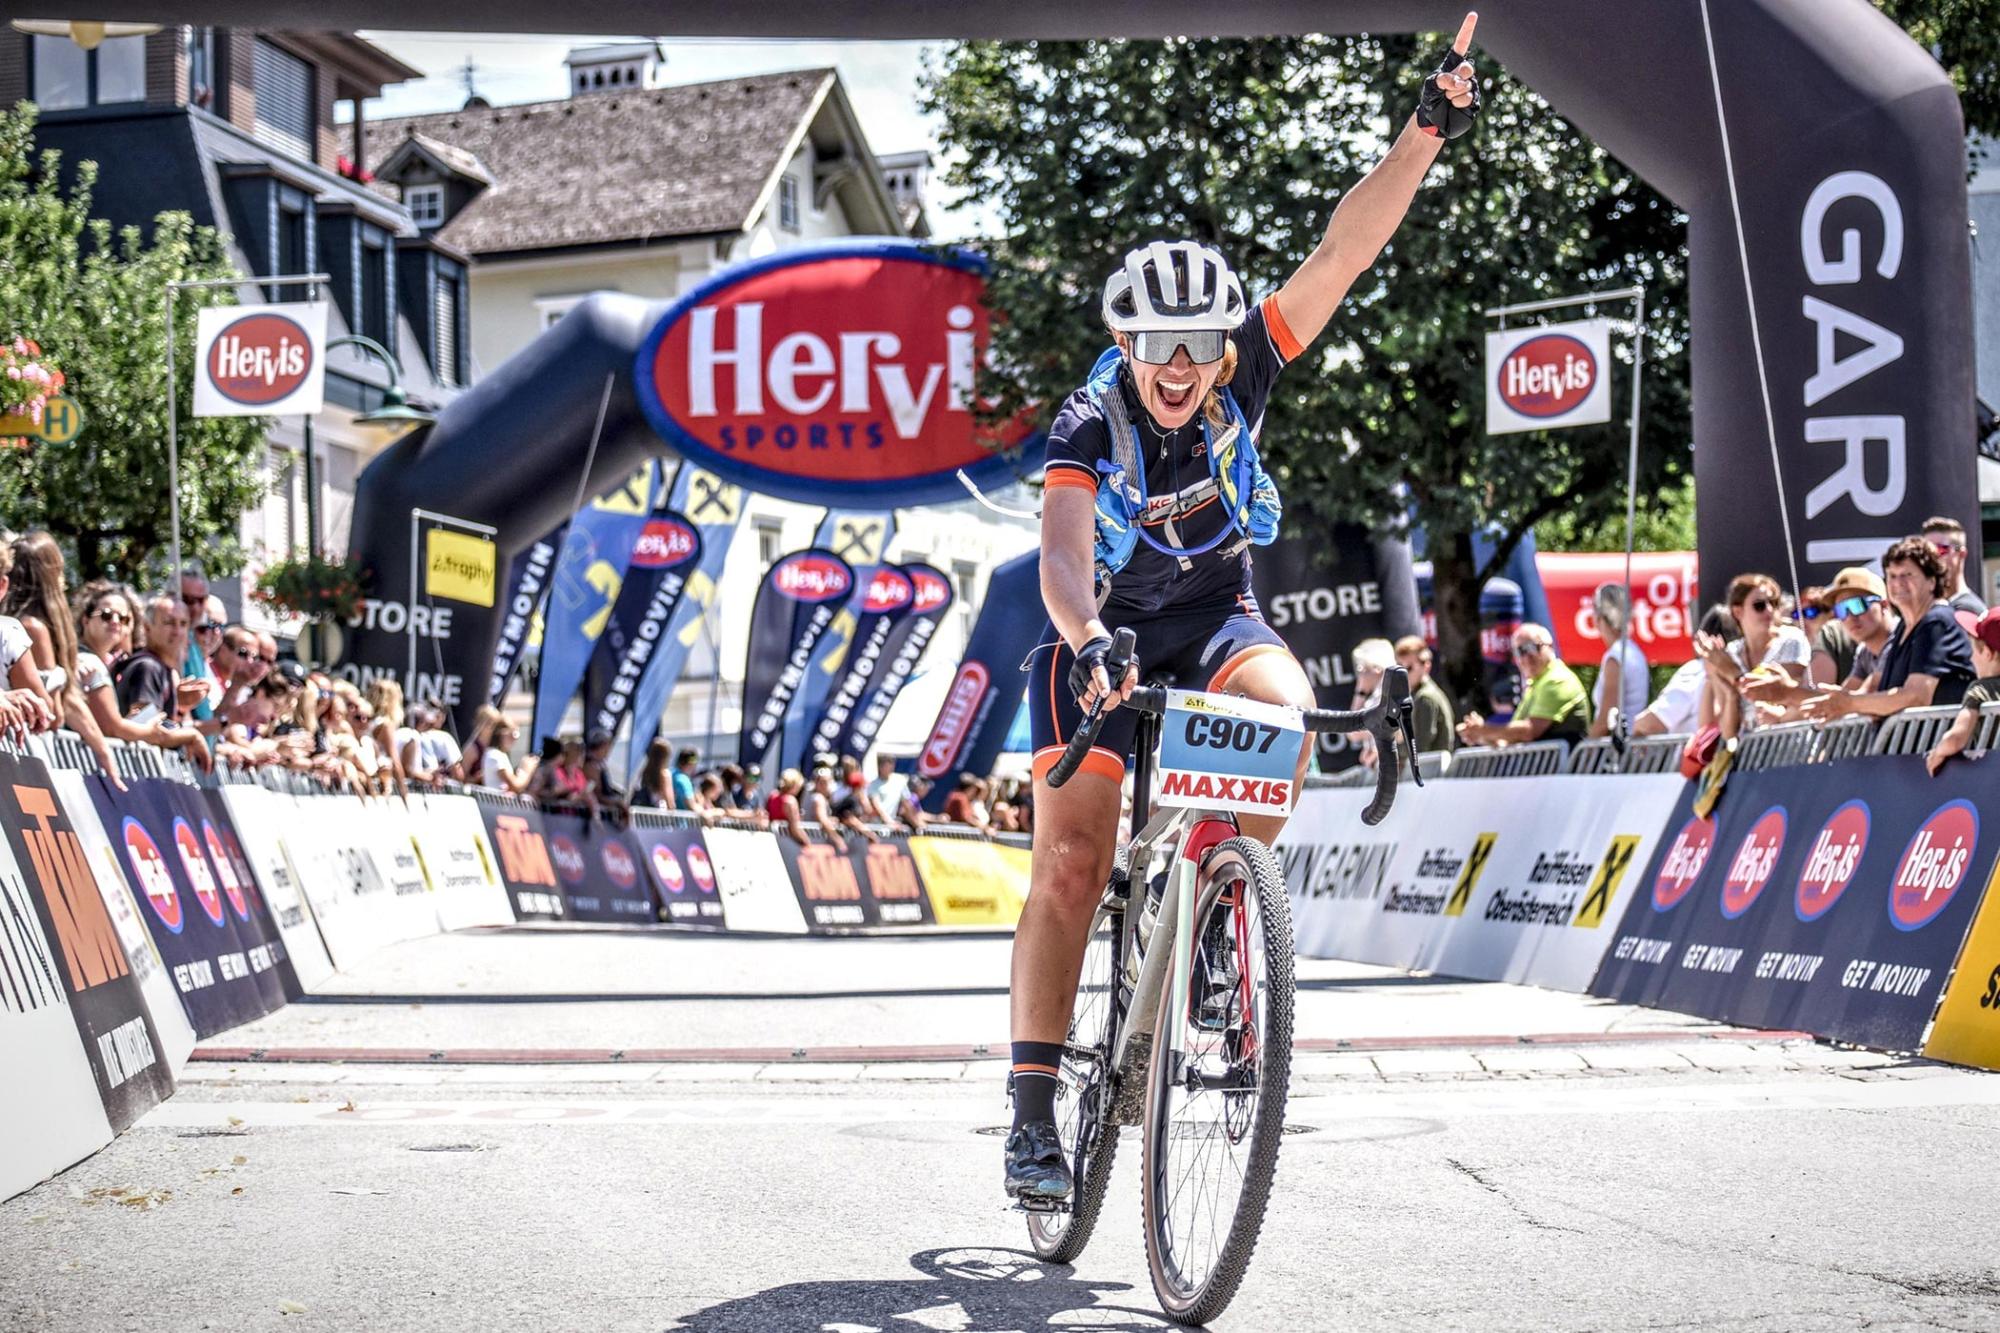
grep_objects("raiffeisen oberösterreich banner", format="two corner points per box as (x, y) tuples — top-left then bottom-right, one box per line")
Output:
(1276, 772), (1683, 991)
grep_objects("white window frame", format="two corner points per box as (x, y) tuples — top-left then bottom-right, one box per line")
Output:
(779, 175), (800, 233)
(404, 183), (444, 228)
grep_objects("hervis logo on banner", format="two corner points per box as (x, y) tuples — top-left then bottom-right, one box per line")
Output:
(634, 241), (1038, 508)
(1484, 318), (1612, 435)
(193, 302), (329, 418)
(1575, 835), (1642, 929)
(1444, 834), (1498, 917)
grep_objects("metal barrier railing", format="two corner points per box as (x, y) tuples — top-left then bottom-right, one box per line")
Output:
(1978, 701), (2000, 753)
(1444, 739), (1569, 779)
(1566, 733), (1692, 776)
(1872, 704), (1970, 757)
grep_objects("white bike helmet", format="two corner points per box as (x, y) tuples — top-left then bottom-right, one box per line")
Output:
(1101, 240), (1248, 333)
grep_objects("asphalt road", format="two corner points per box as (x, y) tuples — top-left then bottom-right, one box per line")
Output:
(5, 928), (1999, 1332)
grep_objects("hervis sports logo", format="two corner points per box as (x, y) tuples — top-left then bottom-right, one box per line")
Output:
(549, 834), (587, 886)
(861, 566), (916, 616)
(205, 311), (315, 407)
(1888, 800), (1979, 932)
(203, 819), (251, 922)
(1652, 816), (1715, 912)
(600, 840), (639, 890)
(651, 844), (686, 894)
(774, 551), (853, 604)
(1796, 799), (1870, 922)
(629, 516), (699, 569)
(172, 816), (226, 926)
(123, 818), (180, 934)
(635, 241), (1037, 508)
(1719, 806), (1787, 920)
(1443, 834), (1498, 917)
(909, 564), (953, 615)
(1496, 332), (1597, 419)
(686, 844), (717, 894)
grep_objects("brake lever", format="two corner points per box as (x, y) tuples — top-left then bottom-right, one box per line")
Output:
(1397, 701), (1424, 789)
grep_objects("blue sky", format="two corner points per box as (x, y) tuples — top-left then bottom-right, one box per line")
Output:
(357, 33), (981, 238)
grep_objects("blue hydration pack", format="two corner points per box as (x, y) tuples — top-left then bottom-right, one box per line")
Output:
(1080, 346), (1282, 593)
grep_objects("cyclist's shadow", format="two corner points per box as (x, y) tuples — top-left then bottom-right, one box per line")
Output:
(661, 1245), (1193, 1332)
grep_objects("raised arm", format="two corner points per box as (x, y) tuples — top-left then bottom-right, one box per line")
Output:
(1270, 13), (1481, 351)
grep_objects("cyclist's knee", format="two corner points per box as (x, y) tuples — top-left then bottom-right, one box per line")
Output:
(1032, 857), (1107, 913)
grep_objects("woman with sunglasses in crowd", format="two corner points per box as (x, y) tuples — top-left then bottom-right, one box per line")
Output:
(1002, 18), (1482, 1204)
(67, 577), (212, 770)
(1694, 572), (1811, 738)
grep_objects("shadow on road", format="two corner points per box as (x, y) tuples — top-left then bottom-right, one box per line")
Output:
(660, 1246), (1192, 1332)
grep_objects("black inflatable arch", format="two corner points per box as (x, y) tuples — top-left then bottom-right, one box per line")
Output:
(273, 0), (1971, 727)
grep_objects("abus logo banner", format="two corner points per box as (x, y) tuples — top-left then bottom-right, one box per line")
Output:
(1484, 318), (1612, 436)
(193, 301), (328, 418)
(634, 241), (1036, 507)
(921, 663), (990, 780)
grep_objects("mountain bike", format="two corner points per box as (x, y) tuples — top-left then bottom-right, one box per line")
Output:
(1022, 627), (1417, 1325)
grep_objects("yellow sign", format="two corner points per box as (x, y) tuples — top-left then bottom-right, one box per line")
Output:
(908, 836), (1027, 927)
(425, 528), (497, 607)
(682, 467), (742, 525)
(0, 395), (83, 443)
(1923, 853), (2000, 1071)
(1575, 835), (1642, 929)
(1444, 833), (1497, 917)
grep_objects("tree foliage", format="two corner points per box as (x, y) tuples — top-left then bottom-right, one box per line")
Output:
(0, 101), (267, 584)
(1877, 0), (2000, 144)
(921, 35), (1690, 699)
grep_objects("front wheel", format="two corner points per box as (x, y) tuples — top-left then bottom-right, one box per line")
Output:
(1140, 836), (1295, 1325)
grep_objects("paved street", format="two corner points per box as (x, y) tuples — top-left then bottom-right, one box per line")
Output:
(6, 928), (2000, 1332)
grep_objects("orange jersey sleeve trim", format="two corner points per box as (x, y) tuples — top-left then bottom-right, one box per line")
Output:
(1032, 744), (1126, 786)
(1042, 465), (1099, 495)
(1261, 296), (1305, 363)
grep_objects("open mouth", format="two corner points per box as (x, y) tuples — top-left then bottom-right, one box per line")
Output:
(1156, 377), (1196, 413)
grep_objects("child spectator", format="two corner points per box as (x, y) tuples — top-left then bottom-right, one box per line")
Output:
(1925, 610), (2000, 775)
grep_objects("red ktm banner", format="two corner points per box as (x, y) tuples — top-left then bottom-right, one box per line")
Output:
(1538, 551), (1699, 666)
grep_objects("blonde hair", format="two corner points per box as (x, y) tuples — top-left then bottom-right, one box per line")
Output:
(365, 678), (403, 729)
(1201, 339), (1239, 428)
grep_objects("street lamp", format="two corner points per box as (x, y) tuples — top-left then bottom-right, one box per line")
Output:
(302, 333), (435, 558)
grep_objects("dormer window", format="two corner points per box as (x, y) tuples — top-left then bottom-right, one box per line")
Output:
(779, 175), (800, 233)
(405, 183), (444, 229)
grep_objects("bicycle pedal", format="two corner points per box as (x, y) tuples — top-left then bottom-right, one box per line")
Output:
(1012, 1196), (1071, 1216)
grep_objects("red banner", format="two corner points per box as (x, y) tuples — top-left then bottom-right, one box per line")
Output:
(1538, 551), (1699, 666)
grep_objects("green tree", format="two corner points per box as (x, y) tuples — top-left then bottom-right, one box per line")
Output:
(0, 101), (267, 584)
(922, 35), (1690, 704)
(1876, 0), (2000, 144)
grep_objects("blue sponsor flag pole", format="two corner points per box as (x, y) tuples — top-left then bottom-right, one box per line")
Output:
(622, 464), (747, 786)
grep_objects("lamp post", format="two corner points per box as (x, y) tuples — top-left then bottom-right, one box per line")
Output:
(301, 333), (436, 559)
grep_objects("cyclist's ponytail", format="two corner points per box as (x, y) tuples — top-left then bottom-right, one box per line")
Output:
(1201, 339), (1239, 428)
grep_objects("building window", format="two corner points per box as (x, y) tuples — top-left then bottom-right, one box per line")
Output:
(779, 175), (800, 233)
(187, 27), (220, 111)
(404, 183), (444, 229)
(756, 522), (783, 569)
(359, 239), (389, 344)
(29, 33), (145, 109)
(252, 38), (315, 161)
(953, 561), (978, 642)
(434, 271), (462, 387)
(276, 189), (310, 285)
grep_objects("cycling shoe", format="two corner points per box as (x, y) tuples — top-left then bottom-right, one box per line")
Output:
(1003, 1120), (1072, 1201)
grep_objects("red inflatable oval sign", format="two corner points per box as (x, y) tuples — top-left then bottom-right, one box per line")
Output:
(863, 568), (916, 616)
(206, 311), (316, 407)
(774, 552), (852, 604)
(635, 242), (1037, 506)
(630, 517), (699, 569)
(1497, 333), (1597, 419)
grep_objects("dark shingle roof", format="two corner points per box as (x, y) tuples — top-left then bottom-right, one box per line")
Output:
(356, 69), (832, 256)
(380, 130), (494, 187)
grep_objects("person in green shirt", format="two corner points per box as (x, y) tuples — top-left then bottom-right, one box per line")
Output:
(1394, 634), (1457, 752)
(1457, 623), (1590, 746)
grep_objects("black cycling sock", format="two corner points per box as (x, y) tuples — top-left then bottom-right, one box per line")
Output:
(1009, 1040), (1064, 1131)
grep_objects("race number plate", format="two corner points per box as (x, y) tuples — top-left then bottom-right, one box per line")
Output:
(1156, 690), (1306, 817)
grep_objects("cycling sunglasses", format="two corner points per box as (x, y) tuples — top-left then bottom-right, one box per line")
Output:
(1832, 594), (1881, 620)
(1128, 328), (1230, 365)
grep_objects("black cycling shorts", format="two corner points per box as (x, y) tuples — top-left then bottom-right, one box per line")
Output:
(1028, 595), (1291, 786)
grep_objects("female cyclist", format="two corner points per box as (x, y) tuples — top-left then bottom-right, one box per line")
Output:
(1005, 17), (1483, 1201)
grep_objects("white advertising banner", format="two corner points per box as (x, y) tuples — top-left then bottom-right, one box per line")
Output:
(0, 818), (115, 1201)
(280, 795), (439, 969)
(215, 787), (336, 991)
(52, 771), (198, 1071)
(410, 795), (516, 931)
(192, 301), (328, 418)
(1277, 773), (1685, 992)
(704, 827), (810, 935)
(1485, 317), (1614, 435)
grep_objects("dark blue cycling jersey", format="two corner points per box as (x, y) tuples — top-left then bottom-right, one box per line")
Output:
(1042, 297), (1299, 615)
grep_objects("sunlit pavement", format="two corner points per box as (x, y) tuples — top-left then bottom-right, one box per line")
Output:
(5, 929), (1999, 1332)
